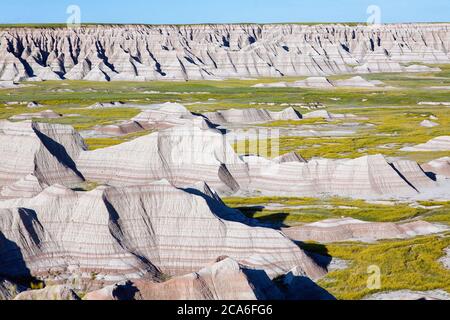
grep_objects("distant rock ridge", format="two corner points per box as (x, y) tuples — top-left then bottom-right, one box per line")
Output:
(0, 24), (449, 82)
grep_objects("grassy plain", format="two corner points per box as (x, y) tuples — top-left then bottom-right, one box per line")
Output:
(223, 197), (450, 225)
(310, 235), (450, 300)
(1, 66), (448, 157)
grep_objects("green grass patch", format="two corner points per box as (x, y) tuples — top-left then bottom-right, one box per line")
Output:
(312, 235), (450, 300)
(84, 130), (153, 150)
(224, 197), (450, 225)
(239, 105), (450, 161)
(259, 119), (330, 127)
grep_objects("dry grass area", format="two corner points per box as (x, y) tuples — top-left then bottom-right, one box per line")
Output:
(306, 234), (450, 300)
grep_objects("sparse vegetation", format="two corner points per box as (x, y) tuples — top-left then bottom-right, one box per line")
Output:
(84, 130), (153, 150)
(238, 105), (450, 161)
(1, 67), (449, 162)
(72, 181), (101, 192)
(224, 197), (450, 225)
(310, 235), (450, 300)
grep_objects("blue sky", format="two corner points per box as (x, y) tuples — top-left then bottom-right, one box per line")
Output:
(0, 0), (449, 24)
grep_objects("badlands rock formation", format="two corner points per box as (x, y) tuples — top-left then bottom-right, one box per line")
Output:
(88, 103), (358, 138)
(0, 24), (449, 81)
(242, 153), (435, 197)
(333, 76), (379, 87)
(403, 65), (441, 73)
(132, 102), (213, 129)
(93, 121), (147, 136)
(87, 101), (126, 109)
(0, 180), (323, 285)
(126, 103), (303, 129)
(0, 174), (49, 200)
(203, 107), (302, 124)
(420, 120), (439, 128)
(91, 102), (215, 136)
(423, 157), (450, 178)
(80, 102), (365, 136)
(283, 218), (446, 243)
(257, 77), (334, 89)
(84, 257), (336, 300)
(85, 258), (283, 300)
(253, 76), (381, 88)
(14, 285), (80, 301)
(0, 278), (24, 300)
(0, 121), (440, 198)
(77, 122), (437, 198)
(274, 152), (307, 164)
(288, 77), (334, 88)
(390, 160), (437, 192)
(9, 110), (62, 121)
(26, 101), (42, 108)
(439, 247), (450, 270)
(77, 125), (250, 194)
(302, 110), (358, 119)
(0, 111), (446, 300)
(0, 81), (26, 89)
(401, 136), (450, 152)
(0, 121), (86, 199)
(418, 102), (450, 106)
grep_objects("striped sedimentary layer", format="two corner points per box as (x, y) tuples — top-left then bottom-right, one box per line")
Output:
(131, 102), (214, 130)
(401, 136), (450, 152)
(203, 107), (302, 124)
(242, 153), (435, 197)
(0, 174), (48, 200)
(14, 285), (80, 301)
(283, 218), (447, 243)
(423, 157), (450, 178)
(253, 75), (387, 88)
(132, 104), (303, 133)
(78, 123), (438, 198)
(77, 125), (251, 194)
(0, 24), (449, 81)
(84, 258), (283, 300)
(0, 181), (323, 283)
(0, 278), (24, 300)
(87, 103), (359, 138)
(0, 121), (440, 198)
(0, 121), (86, 199)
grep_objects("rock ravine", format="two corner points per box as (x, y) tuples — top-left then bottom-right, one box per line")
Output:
(0, 24), (449, 82)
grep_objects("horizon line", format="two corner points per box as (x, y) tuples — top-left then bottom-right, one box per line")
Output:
(1, 21), (449, 28)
